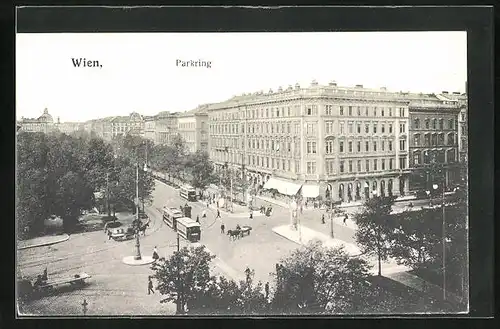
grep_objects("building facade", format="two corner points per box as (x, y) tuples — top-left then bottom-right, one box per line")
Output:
(207, 81), (413, 202)
(154, 111), (179, 145)
(407, 92), (462, 191)
(18, 108), (56, 134)
(84, 112), (145, 141)
(178, 106), (209, 153)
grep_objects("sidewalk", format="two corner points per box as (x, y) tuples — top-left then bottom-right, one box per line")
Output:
(386, 271), (464, 305)
(272, 224), (408, 276)
(18, 234), (70, 250)
(202, 201), (263, 218)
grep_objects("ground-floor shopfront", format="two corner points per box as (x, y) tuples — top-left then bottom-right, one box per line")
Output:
(242, 167), (411, 204)
(408, 164), (463, 192)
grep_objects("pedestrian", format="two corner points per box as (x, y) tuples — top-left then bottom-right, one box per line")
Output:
(265, 282), (270, 299)
(249, 211), (253, 219)
(220, 223), (225, 234)
(244, 266), (252, 284)
(343, 214), (348, 226)
(108, 230), (112, 240)
(196, 215), (200, 223)
(216, 209), (221, 219)
(202, 209), (207, 218)
(152, 246), (159, 261)
(322, 214), (325, 224)
(148, 277), (155, 295)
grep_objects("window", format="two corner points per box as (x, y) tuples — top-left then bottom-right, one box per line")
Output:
(340, 123), (344, 134)
(399, 123), (406, 133)
(399, 139), (406, 151)
(348, 160), (353, 172)
(357, 141), (361, 152)
(365, 124), (369, 133)
(325, 121), (333, 134)
(388, 140), (393, 151)
(373, 124), (377, 134)
(306, 107), (312, 115)
(357, 107), (361, 116)
(357, 160), (361, 171)
(389, 108), (392, 116)
(373, 159), (378, 171)
(381, 124), (385, 133)
(381, 140), (385, 151)
(306, 123), (317, 135)
(339, 141), (344, 152)
(448, 119), (454, 129)
(461, 125), (466, 135)
(307, 141), (317, 154)
(389, 124), (393, 133)
(325, 105), (333, 115)
(295, 161), (299, 172)
(389, 158), (393, 169)
(348, 106), (353, 116)
(381, 108), (385, 116)
(461, 113), (465, 121)
(326, 140), (334, 154)
(433, 119), (437, 129)
(414, 118), (420, 129)
(365, 141), (369, 152)
(414, 152), (420, 165)
(365, 107), (369, 116)
(381, 159), (386, 170)
(287, 123), (291, 133)
(373, 141), (377, 152)
(425, 119), (430, 129)
(414, 134), (420, 146)
(374, 107), (377, 116)
(357, 122), (361, 133)
(340, 106), (344, 115)
(439, 119), (444, 130)
(366, 159), (370, 172)
(340, 161), (345, 173)
(348, 123), (353, 134)
(399, 157), (406, 169)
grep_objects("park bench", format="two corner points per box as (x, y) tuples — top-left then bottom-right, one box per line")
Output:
(34, 273), (92, 293)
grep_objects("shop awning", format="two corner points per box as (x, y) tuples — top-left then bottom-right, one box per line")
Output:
(301, 184), (320, 198)
(264, 177), (302, 196)
(263, 178), (279, 190)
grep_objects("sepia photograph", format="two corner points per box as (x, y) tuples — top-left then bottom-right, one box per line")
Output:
(16, 28), (469, 316)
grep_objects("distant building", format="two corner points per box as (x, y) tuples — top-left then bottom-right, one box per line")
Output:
(54, 117), (85, 135)
(178, 105), (209, 153)
(84, 112), (145, 141)
(144, 111), (180, 145)
(407, 91), (462, 191)
(17, 108), (56, 133)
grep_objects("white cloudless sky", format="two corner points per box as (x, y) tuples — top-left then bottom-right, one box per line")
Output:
(16, 31), (467, 122)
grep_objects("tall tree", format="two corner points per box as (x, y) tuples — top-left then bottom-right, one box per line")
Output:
(151, 245), (215, 314)
(272, 240), (372, 314)
(185, 150), (215, 191)
(353, 196), (396, 276)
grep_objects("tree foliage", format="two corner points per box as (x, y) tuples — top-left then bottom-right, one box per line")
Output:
(272, 240), (372, 314)
(16, 132), (156, 238)
(184, 150), (215, 191)
(353, 196), (396, 276)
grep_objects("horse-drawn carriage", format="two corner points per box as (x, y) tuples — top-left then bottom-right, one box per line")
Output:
(18, 272), (92, 300)
(227, 225), (252, 240)
(110, 227), (135, 241)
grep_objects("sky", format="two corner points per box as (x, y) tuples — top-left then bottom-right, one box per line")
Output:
(16, 31), (467, 122)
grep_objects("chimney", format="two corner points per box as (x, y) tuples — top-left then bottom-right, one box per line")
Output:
(329, 80), (337, 86)
(57, 117), (60, 124)
(355, 84), (363, 88)
(268, 88), (273, 94)
(442, 91), (448, 94)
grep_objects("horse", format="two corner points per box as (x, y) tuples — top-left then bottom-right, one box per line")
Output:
(227, 229), (241, 241)
(138, 222), (150, 236)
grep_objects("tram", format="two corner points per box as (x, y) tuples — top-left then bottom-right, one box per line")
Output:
(176, 217), (201, 242)
(162, 207), (184, 230)
(180, 185), (197, 201)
